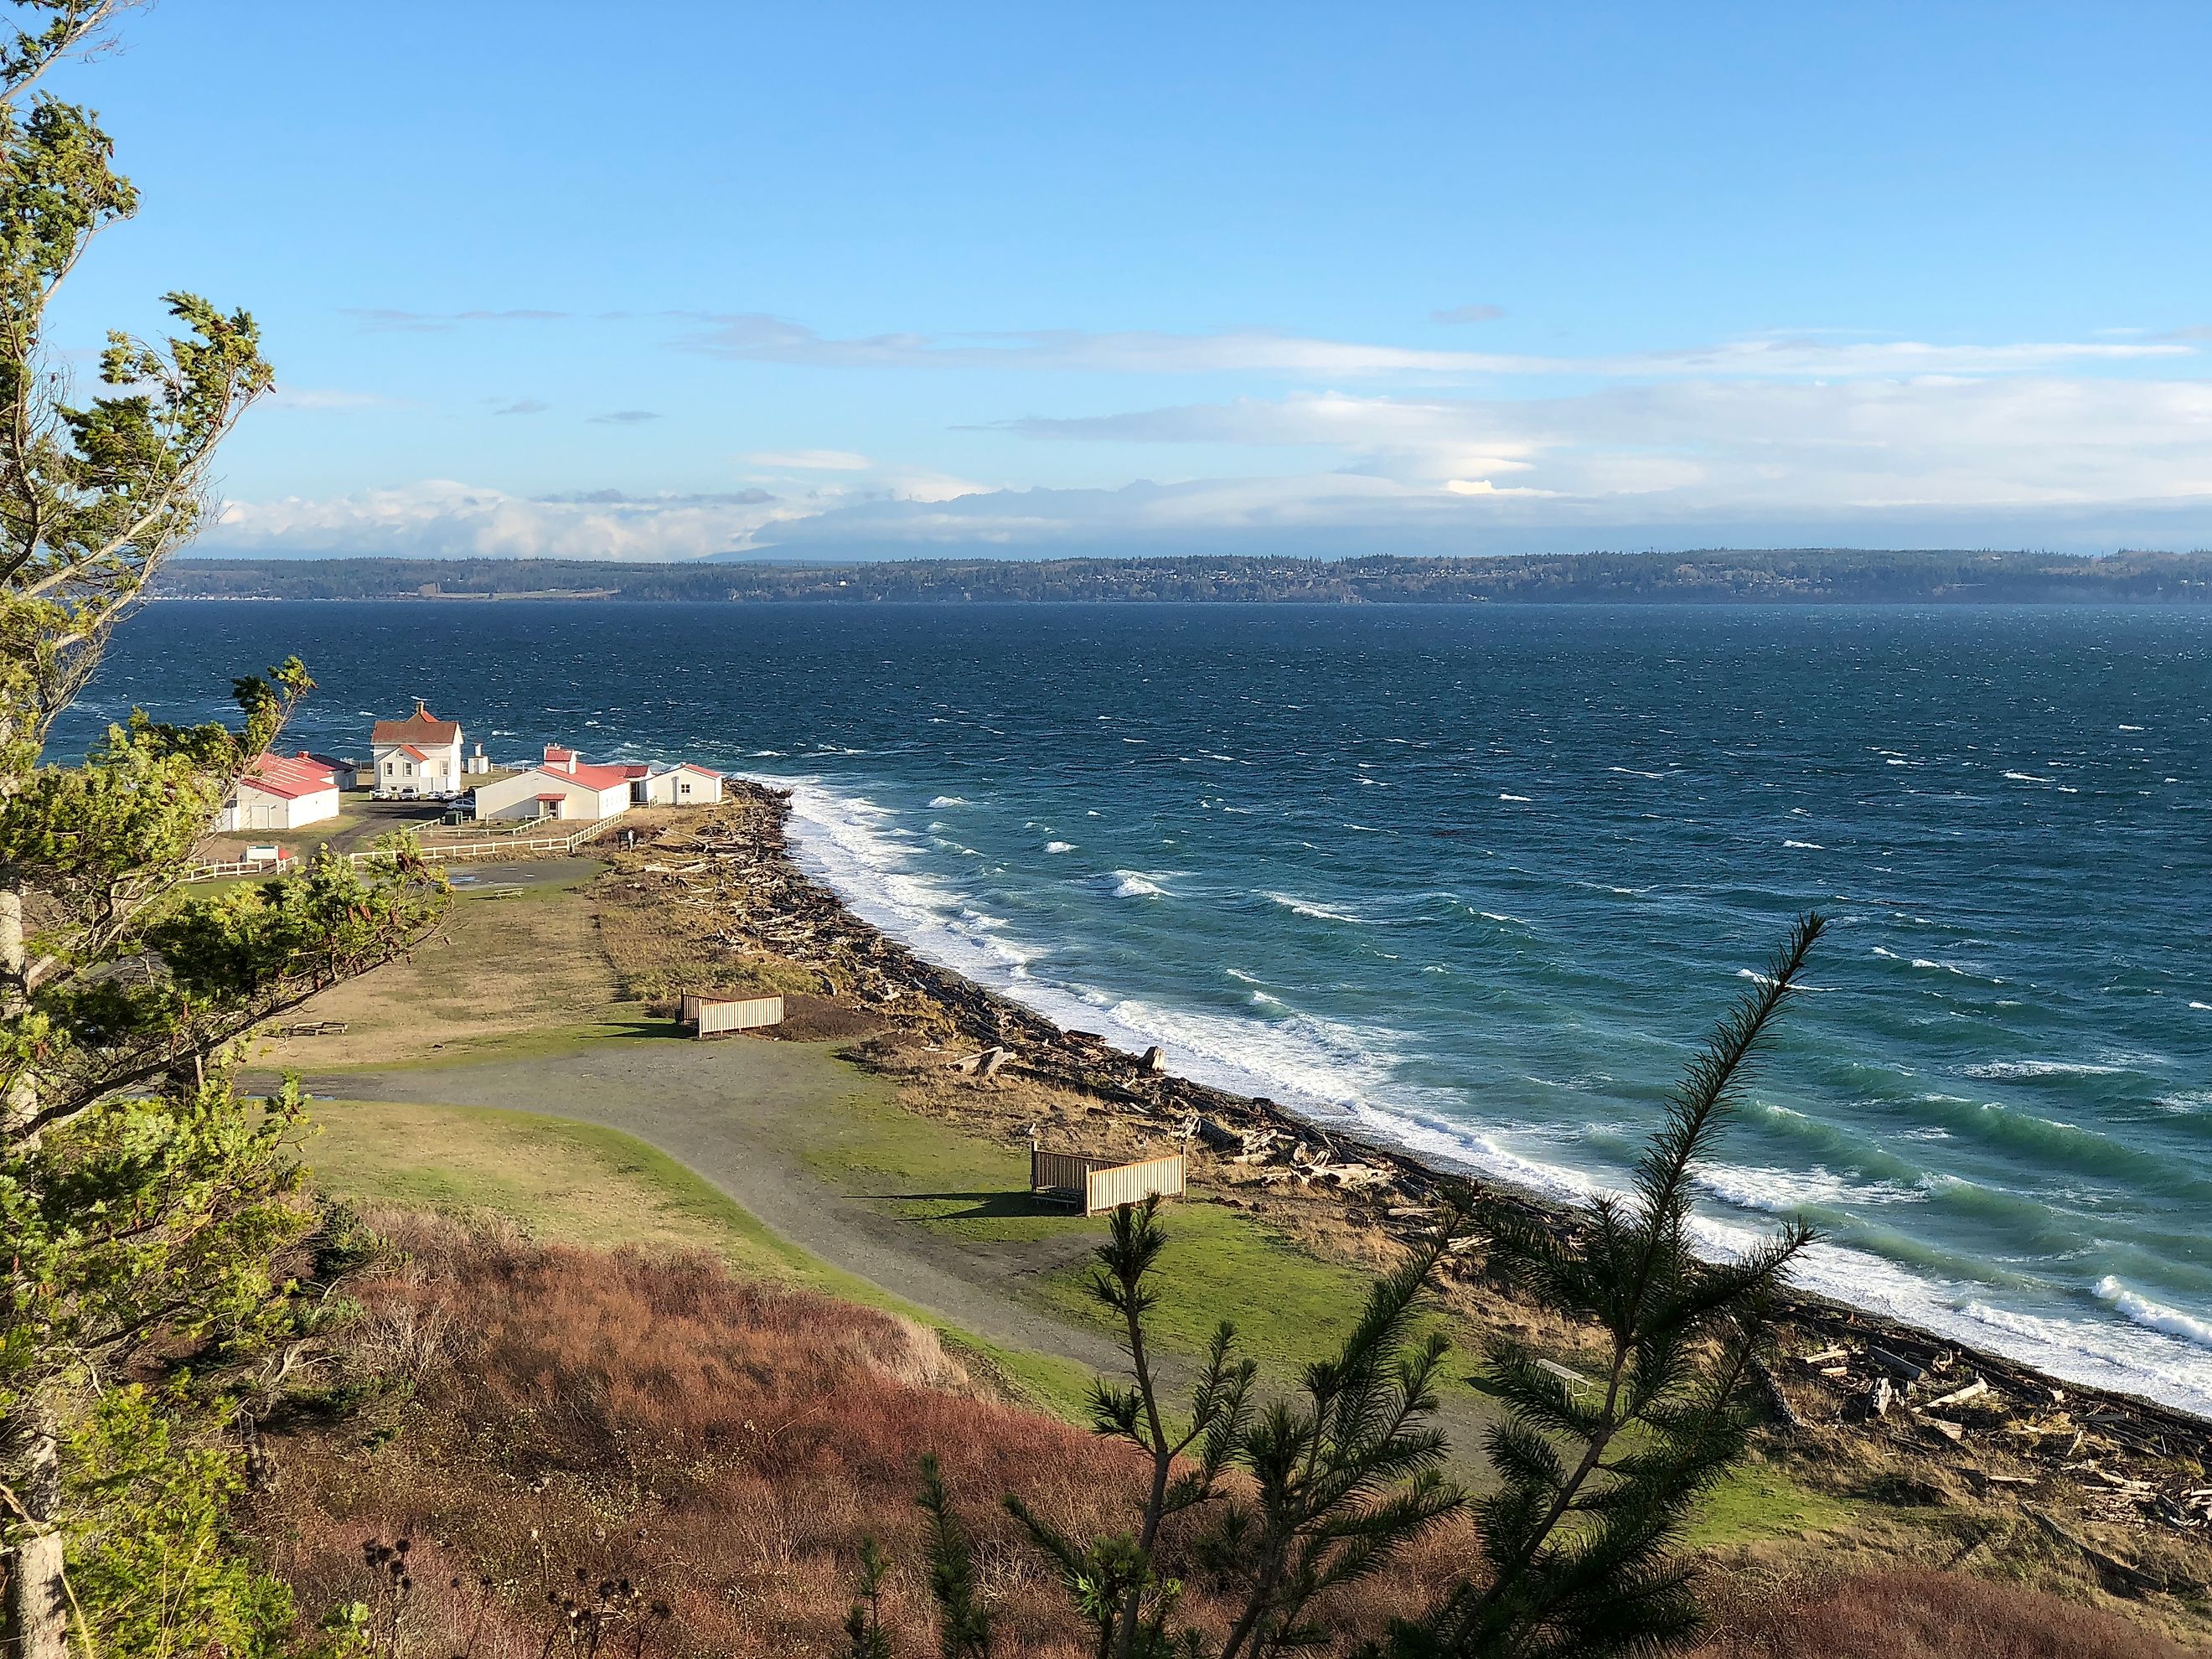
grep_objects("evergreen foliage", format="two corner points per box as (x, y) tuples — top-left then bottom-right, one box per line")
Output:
(0, 6), (447, 1653)
(1378, 912), (1823, 1659)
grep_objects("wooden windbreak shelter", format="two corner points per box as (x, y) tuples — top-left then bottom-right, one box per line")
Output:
(1031, 1146), (1186, 1216)
(677, 991), (785, 1038)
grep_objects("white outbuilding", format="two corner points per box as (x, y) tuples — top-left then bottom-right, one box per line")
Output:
(219, 752), (341, 832)
(472, 745), (633, 822)
(633, 762), (724, 806)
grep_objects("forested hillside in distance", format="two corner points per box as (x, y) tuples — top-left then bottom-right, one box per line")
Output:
(158, 547), (2212, 603)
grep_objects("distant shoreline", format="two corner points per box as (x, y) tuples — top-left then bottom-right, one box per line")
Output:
(154, 547), (2212, 606)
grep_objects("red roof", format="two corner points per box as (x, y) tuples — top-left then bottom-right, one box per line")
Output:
(398, 743), (431, 762)
(240, 752), (337, 801)
(671, 762), (722, 778)
(372, 701), (461, 747)
(616, 763), (652, 778)
(543, 744), (576, 762)
(529, 762), (628, 793)
(564, 762), (631, 791)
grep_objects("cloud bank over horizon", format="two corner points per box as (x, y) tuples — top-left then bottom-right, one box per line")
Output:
(201, 319), (2212, 561)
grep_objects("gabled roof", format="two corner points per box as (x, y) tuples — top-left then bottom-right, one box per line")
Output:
(372, 700), (461, 747)
(238, 752), (337, 801)
(565, 762), (633, 791)
(302, 752), (358, 770)
(615, 763), (653, 779)
(525, 762), (630, 793)
(398, 743), (431, 762)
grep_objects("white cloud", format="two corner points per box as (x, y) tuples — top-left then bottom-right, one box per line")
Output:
(739, 447), (874, 470)
(680, 313), (2187, 380)
(204, 480), (799, 561)
(993, 376), (2212, 509)
(204, 466), (1004, 561)
(265, 386), (405, 411)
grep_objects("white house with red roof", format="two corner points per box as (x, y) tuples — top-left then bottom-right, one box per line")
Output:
(370, 700), (464, 798)
(471, 744), (633, 822)
(218, 752), (341, 832)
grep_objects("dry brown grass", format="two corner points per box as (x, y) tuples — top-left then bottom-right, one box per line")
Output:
(256, 878), (622, 1067)
(1698, 1566), (2200, 1658)
(259, 1213), (1474, 1656)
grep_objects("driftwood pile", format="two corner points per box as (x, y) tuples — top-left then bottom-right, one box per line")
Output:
(630, 783), (2212, 1563)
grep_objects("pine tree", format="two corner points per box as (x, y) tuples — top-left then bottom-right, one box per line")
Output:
(1377, 912), (1824, 1659)
(0, 6), (445, 1654)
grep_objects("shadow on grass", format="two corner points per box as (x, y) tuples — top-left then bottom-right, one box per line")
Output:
(859, 1188), (1084, 1222)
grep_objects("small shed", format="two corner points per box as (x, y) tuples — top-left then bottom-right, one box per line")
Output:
(1031, 1147), (1187, 1216)
(677, 991), (785, 1038)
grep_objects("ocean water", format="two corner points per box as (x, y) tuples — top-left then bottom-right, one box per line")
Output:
(70, 600), (2212, 1413)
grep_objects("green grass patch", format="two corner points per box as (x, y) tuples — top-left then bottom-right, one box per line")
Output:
(1036, 1200), (1379, 1375)
(1685, 1458), (1859, 1548)
(789, 1089), (1481, 1398)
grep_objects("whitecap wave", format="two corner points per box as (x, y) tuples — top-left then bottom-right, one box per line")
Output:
(1044, 840), (1076, 854)
(2095, 1277), (2212, 1350)
(1694, 1163), (1922, 1213)
(1263, 891), (1370, 924)
(928, 794), (968, 808)
(1498, 793), (1533, 803)
(767, 775), (1052, 985)
(1104, 871), (1167, 898)
(1958, 1059), (2128, 1080)
(1781, 840), (1824, 850)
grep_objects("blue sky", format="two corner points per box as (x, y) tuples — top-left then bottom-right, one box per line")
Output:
(43, 2), (2212, 561)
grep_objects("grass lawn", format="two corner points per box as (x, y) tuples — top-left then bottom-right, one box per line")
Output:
(791, 1083), (1463, 1391)
(306, 1095), (1098, 1419)
(1688, 1459), (1858, 1548)
(781, 1080), (1872, 1545)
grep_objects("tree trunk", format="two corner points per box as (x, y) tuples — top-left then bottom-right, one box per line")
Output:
(3, 1530), (68, 1659)
(0, 885), (35, 1151)
(3, 1408), (67, 1659)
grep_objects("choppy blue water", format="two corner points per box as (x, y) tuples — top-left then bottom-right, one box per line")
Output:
(72, 600), (2212, 1412)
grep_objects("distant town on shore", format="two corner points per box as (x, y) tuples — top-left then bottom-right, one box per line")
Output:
(158, 546), (2212, 605)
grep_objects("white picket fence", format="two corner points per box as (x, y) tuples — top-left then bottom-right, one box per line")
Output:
(185, 807), (629, 883)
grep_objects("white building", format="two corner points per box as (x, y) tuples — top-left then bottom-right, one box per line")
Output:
(619, 761), (724, 806)
(473, 745), (632, 822)
(219, 752), (341, 832)
(370, 702), (464, 798)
